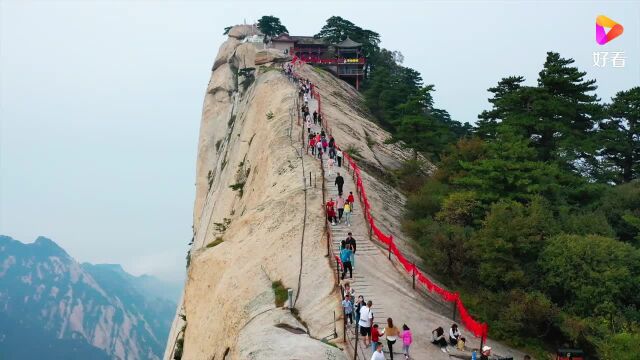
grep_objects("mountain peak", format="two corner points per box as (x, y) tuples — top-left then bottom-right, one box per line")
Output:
(33, 236), (69, 257)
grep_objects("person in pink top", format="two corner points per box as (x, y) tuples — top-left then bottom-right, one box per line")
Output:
(336, 195), (345, 223)
(401, 324), (412, 359)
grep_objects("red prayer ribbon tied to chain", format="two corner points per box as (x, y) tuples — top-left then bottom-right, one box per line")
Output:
(344, 142), (488, 340)
(293, 68), (488, 341)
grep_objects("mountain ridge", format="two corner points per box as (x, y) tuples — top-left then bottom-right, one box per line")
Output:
(0, 235), (177, 360)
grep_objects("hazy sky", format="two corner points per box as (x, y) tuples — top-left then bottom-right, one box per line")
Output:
(1, 1), (639, 283)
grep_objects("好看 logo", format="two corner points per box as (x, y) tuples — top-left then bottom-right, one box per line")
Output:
(596, 15), (624, 45)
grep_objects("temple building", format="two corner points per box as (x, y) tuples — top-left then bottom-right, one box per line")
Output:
(270, 34), (366, 90)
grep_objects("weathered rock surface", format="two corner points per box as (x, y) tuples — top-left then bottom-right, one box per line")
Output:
(255, 49), (291, 65)
(166, 25), (344, 360)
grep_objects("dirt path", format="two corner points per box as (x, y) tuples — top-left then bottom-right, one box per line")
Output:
(300, 94), (525, 360)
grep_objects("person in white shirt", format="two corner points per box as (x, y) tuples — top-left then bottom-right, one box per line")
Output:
(358, 301), (374, 346)
(449, 323), (461, 346)
(370, 342), (385, 360)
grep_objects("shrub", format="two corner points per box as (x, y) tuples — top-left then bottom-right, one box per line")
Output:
(238, 67), (255, 90)
(393, 158), (428, 192)
(266, 111), (275, 120)
(229, 182), (245, 196)
(259, 65), (278, 73)
(173, 338), (184, 360)
(214, 218), (232, 234)
(271, 280), (288, 307)
(364, 131), (377, 148)
(343, 145), (362, 160)
(206, 237), (224, 248)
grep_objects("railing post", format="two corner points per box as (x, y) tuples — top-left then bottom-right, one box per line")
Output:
(412, 263), (416, 290)
(388, 243), (391, 260)
(353, 324), (359, 360)
(327, 227), (330, 257)
(452, 298), (458, 322)
(343, 308), (346, 342)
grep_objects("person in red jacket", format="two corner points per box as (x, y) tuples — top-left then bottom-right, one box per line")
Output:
(326, 199), (337, 225)
(347, 191), (355, 210)
(371, 324), (385, 353)
(309, 137), (317, 155)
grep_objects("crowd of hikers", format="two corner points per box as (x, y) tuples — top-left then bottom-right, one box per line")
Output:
(288, 65), (528, 360)
(341, 282), (495, 359)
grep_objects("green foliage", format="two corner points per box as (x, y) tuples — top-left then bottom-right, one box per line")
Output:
(213, 218), (232, 234)
(392, 158), (429, 192)
(435, 191), (480, 227)
(597, 332), (640, 360)
(476, 52), (603, 174)
(271, 280), (288, 307)
(223, 26), (232, 35)
(343, 144), (362, 160)
(238, 67), (255, 90)
(266, 111), (274, 120)
(314, 16), (380, 58)
(361, 50), (470, 161)
(399, 51), (640, 356)
(539, 234), (640, 316)
(206, 237), (224, 248)
(258, 65), (278, 74)
(173, 338), (184, 359)
(599, 181), (640, 243)
(257, 15), (288, 38)
(494, 290), (559, 349)
(597, 87), (640, 183)
(364, 131), (376, 148)
(472, 198), (556, 290)
(229, 182), (245, 196)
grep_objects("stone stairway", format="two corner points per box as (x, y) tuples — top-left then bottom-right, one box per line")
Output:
(295, 73), (526, 360)
(304, 97), (397, 359)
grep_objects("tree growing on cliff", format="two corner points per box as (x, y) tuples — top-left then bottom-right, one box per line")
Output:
(257, 15), (288, 38)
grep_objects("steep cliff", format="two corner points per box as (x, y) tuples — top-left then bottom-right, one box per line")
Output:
(166, 25), (345, 360)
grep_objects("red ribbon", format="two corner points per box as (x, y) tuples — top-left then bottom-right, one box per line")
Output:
(292, 68), (489, 341)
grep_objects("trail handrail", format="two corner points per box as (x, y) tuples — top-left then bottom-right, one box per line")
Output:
(289, 62), (488, 343)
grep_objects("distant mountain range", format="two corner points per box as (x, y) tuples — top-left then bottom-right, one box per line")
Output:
(0, 235), (180, 360)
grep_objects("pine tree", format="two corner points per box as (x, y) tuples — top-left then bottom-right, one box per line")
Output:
(598, 87), (640, 183)
(535, 52), (602, 165)
(257, 16), (288, 38)
(477, 76), (525, 139)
